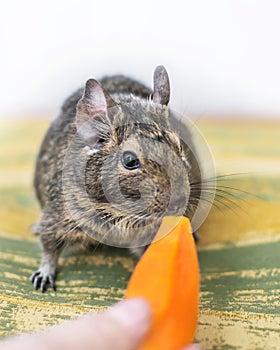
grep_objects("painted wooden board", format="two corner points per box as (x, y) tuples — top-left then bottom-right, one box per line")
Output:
(0, 233), (279, 349)
(1, 119), (280, 349)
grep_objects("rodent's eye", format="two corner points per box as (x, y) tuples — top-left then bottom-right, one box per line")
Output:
(121, 151), (141, 170)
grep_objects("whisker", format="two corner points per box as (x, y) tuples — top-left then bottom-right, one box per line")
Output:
(192, 183), (259, 201)
(212, 192), (243, 210)
(190, 196), (228, 214)
(198, 186), (251, 203)
(199, 172), (254, 183)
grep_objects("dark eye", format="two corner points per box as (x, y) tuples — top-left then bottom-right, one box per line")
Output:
(121, 151), (141, 170)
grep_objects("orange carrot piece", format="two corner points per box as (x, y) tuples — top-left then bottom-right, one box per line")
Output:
(126, 216), (199, 350)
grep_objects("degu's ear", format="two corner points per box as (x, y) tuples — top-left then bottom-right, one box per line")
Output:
(75, 79), (118, 150)
(153, 65), (170, 105)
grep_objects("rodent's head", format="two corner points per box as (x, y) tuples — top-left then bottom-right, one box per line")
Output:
(70, 66), (196, 247)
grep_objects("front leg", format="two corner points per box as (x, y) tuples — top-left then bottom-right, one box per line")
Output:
(30, 205), (68, 292)
(30, 249), (61, 292)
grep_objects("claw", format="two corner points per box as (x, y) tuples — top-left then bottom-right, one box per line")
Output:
(30, 271), (38, 284)
(34, 275), (41, 290)
(49, 274), (56, 291)
(41, 276), (48, 293)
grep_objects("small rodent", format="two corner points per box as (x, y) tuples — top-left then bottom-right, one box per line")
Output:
(30, 66), (202, 292)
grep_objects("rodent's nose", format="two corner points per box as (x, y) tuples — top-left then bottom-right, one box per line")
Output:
(169, 192), (187, 212)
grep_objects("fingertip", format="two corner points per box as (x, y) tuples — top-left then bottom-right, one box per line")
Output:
(107, 298), (151, 331)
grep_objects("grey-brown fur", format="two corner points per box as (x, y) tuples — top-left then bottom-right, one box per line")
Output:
(31, 66), (201, 292)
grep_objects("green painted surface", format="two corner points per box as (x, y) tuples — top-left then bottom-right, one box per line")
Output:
(0, 233), (279, 349)
(1, 119), (280, 349)
(199, 242), (280, 315)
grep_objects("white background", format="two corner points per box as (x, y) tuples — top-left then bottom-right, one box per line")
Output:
(1, 0), (280, 118)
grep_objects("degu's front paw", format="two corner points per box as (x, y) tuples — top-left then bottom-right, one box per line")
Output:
(30, 267), (56, 292)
